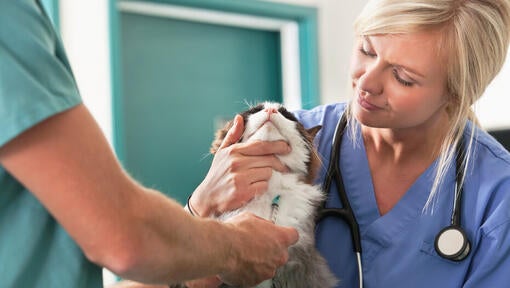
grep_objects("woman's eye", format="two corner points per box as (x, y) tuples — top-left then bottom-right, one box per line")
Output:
(392, 69), (414, 87)
(359, 46), (376, 57)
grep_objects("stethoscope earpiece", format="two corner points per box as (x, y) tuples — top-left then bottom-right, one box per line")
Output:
(434, 225), (471, 261)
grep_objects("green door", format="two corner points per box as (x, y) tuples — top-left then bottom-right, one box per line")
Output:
(117, 12), (282, 204)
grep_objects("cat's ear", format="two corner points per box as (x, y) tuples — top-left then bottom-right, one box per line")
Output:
(210, 119), (235, 154)
(307, 125), (322, 139)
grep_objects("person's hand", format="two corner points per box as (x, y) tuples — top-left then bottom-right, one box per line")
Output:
(220, 212), (299, 287)
(190, 115), (291, 216)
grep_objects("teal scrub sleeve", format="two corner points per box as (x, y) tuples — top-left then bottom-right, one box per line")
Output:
(0, 0), (82, 148)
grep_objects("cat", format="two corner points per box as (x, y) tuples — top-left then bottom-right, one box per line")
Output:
(171, 102), (338, 288)
(213, 102), (338, 288)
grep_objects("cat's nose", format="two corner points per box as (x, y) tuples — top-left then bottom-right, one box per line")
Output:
(265, 107), (278, 114)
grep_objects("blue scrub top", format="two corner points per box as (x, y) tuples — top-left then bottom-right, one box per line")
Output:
(0, 0), (102, 287)
(295, 103), (510, 287)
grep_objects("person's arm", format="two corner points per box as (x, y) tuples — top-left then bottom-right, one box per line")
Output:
(0, 104), (298, 286)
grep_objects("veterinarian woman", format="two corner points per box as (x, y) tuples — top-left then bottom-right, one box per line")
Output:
(0, 1), (300, 287)
(189, 0), (510, 287)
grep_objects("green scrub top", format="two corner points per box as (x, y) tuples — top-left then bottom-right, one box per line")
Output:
(0, 0), (102, 287)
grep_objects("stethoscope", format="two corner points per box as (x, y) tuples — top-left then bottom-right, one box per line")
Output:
(317, 114), (471, 288)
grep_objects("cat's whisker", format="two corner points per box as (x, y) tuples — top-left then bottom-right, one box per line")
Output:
(199, 152), (213, 162)
(242, 99), (255, 109)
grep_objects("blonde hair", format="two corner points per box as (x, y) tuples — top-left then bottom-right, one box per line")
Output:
(348, 0), (510, 209)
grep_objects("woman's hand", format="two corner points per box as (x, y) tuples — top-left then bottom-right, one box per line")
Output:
(190, 115), (290, 216)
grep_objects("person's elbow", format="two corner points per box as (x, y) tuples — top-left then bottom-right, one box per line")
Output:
(82, 233), (148, 279)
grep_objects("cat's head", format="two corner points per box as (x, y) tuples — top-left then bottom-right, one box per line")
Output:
(211, 102), (321, 184)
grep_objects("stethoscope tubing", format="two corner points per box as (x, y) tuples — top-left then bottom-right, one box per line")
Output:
(319, 114), (362, 253)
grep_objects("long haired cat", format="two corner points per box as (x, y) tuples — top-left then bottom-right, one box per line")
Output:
(211, 102), (338, 288)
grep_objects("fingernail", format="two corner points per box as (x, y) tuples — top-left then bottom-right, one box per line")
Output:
(233, 116), (239, 127)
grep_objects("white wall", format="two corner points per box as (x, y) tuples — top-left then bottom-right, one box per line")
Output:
(60, 0), (510, 150)
(262, 0), (367, 105)
(476, 49), (510, 130)
(60, 0), (112, 144)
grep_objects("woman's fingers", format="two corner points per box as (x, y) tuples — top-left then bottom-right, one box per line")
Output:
(233, 140), (291, 156)
(246, 167), (273, 184)
(230, 167), (272, 201)
(229, 154), (288, 173)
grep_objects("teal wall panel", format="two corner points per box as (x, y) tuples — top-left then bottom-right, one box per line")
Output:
(119, 0), (320, 109)
(119, 13), (281, 203)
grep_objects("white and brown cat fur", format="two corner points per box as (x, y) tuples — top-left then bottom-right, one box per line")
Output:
(171, 102), (337, 288)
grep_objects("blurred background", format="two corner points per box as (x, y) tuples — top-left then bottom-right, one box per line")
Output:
(42, 0), (510, 210)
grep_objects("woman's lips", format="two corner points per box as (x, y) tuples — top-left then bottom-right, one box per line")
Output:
(357, 96), (384, 111)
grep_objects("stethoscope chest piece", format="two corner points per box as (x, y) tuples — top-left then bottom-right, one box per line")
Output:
(434, 225), (471, 261)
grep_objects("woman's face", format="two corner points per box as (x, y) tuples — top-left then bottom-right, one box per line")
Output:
(350, 31), (450, 131)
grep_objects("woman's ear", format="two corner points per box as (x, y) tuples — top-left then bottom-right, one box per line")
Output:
(444, 92), (459, 117)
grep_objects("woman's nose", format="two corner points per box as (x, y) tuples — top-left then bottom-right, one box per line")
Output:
(351, 54), (384, 96)
(357, 65), (384, 96)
